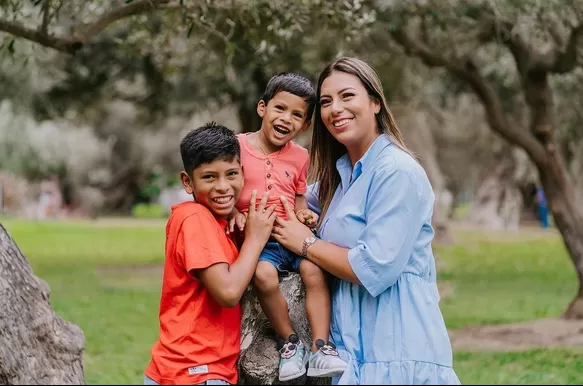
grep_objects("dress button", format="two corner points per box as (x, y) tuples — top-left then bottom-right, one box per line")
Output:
(266, 160), (271, 165)
(268, 185), (273, 190)
(267, 173), (271, 178)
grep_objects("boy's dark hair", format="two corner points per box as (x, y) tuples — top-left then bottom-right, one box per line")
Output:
(180, 121), (240, 175)
(262, 72), (317, 121)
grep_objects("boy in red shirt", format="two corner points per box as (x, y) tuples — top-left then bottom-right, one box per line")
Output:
(228, 73), (347, 381)
(144, 122), (277, 385)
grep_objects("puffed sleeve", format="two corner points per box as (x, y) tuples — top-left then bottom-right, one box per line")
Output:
(348, 168), (430, 297)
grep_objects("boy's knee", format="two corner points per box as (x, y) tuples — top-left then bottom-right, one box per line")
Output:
(254, 262), (279, 293)
(299, 260), (325, 287)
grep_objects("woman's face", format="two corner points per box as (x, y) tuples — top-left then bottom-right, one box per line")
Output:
(319, 71), (380, 152)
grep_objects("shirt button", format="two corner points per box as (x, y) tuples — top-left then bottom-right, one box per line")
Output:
(267, 173), (271, 178)
(268, 185), (273, 190)
(266, 160), (271, 165)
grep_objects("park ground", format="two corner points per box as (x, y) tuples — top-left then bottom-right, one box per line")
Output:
(2, 216), (583, 385)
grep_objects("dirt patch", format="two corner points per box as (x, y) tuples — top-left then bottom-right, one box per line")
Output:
(449, 317), (583, 351)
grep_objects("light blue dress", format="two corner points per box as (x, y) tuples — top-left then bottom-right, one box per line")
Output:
(306, 134), (461, 385)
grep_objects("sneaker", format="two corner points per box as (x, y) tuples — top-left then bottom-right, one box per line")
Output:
(307, 339), (347, 378)
(278, 334), (309, 381)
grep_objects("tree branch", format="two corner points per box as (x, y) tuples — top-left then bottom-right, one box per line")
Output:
(0, 18), (77, 53)
(72, 0), (179, 44)
(0, 0), (181, 54)
(391, 25), (547, 166)
(545, 23), (583, 74)
(470, 6), (533, 76)
(470, 5), (582, 75)
(40, 0), (51, 35)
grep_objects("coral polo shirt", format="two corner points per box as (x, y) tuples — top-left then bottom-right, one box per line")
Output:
(236, 133), (309, 219)
(145, 201), (240, 385)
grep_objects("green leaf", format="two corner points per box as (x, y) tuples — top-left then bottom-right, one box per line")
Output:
(8, 39), (15, 54)
(124, 0), (134, 3)
(186, 23), (194, 38)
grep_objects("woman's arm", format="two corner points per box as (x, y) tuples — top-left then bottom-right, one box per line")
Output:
(273, 167), (431, 297)
(305, 239), (360, 284)
(271, 196), (360, 283)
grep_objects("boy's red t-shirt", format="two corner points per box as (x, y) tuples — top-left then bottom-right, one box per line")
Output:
(145, 201), (241, 385)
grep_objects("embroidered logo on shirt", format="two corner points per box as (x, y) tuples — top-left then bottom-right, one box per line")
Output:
(188, 365), (209, 375)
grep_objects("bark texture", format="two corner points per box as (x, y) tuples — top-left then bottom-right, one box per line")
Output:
(0, 223), (85, 385)
(238, 274), (331, 385)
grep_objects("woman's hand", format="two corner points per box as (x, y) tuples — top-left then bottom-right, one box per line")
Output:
(271, 196), (316, 256)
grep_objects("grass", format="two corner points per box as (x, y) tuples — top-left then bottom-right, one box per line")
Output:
(1, 216), (582, 385)
(435, 229), (576, 329)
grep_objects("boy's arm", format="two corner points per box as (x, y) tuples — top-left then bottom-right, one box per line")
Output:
(194, 238), (265, 308)
(293, 154), (318, 225)
(295, 194), (308, 212)
(194, 190), (275, 308)
(295, 194), (319, 226)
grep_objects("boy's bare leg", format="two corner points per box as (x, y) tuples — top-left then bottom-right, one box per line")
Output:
(254, 261), (295, 340)
(299, 259), (330, 353)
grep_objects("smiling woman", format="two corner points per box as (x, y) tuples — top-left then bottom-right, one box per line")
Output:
(271, 57), (461, 385)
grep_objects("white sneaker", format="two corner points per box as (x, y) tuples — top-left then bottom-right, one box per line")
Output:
(307, 340), (347, 378)
(278, 334), (309, 381)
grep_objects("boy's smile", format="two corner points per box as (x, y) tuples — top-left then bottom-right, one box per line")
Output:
(181, 158), (243, 219)
(256, 91), (311, 152)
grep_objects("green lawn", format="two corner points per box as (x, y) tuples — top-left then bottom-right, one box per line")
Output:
(1, 217), (582, 385)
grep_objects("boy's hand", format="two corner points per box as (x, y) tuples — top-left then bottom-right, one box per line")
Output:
(227, 212), (247, 234)
(244, 190), (277, 246)
(295, 208), (319, 227)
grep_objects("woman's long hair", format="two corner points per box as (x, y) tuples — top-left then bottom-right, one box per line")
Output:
(310, 57), (412, 226)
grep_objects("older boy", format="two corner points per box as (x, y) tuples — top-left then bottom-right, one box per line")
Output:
(144, 122), (276, 385)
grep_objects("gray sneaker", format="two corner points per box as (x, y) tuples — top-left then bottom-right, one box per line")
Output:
(278, 334), (309, 381)
(307, 339), (347, 378)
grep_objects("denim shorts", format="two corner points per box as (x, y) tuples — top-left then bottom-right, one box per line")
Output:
(259, 241), (303, 276)
(144, 375), (230, 385)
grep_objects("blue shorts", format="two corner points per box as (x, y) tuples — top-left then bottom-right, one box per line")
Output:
(259, 241), (303, 276)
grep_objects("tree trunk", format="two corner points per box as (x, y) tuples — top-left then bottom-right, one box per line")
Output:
(525, 74), (583, 319)
(0, 224), (85, 384)
(539, 162), (583, 319)
(468, 151), (523, 231)
(238, 274), (331, 385)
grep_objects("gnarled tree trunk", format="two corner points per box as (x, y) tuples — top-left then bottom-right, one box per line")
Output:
(238, 274), (331, 385)
(0, 223), (85, 384)
(468, 150), (523, 231)
(524, 74), (583, 319)
(392, 16), (583, 319)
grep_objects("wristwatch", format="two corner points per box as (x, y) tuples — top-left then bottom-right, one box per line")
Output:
(301, 236), (318, 258)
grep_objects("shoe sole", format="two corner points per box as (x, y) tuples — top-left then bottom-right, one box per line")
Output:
(307, 366), (346, 378)
(278, 352), (310, 382)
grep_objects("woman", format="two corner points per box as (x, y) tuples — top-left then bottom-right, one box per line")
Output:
(271, 57), (461, 385)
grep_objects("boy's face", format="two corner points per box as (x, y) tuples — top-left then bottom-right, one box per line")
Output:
(180, 158), (243, 219)
(257, 91), (311, 148)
